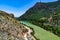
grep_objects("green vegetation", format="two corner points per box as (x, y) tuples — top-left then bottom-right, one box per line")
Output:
(21, 21), (60, 40)
(18, 1), (60, 37)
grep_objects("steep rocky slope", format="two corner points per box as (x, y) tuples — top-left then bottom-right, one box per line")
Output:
(0, 11), (35, 40)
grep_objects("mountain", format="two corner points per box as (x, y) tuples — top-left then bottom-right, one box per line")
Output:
(0, 10), (35, 40)
(18, 1), (60, 37)
(19, 1), (60, 20)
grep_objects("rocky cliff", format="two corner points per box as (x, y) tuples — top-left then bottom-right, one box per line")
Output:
(0, 10), (35, 40)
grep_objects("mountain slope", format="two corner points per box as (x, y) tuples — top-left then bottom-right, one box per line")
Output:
(0, 11), (35, 40)
(18, 1), (60, 37)
(19, 1), (60, 20)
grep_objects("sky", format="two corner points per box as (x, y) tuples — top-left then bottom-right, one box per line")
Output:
(0, 0), (57, 17)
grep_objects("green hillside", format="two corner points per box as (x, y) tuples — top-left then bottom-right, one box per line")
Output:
(19, 1), (60, 20)
(18, 1), (60, 37)
(21, 21), (60, 40)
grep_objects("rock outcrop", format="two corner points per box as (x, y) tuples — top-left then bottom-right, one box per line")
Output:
(0, 11), (35, 40)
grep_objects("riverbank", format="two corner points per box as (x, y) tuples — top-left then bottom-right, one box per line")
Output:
(21, 21), (60, 40)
